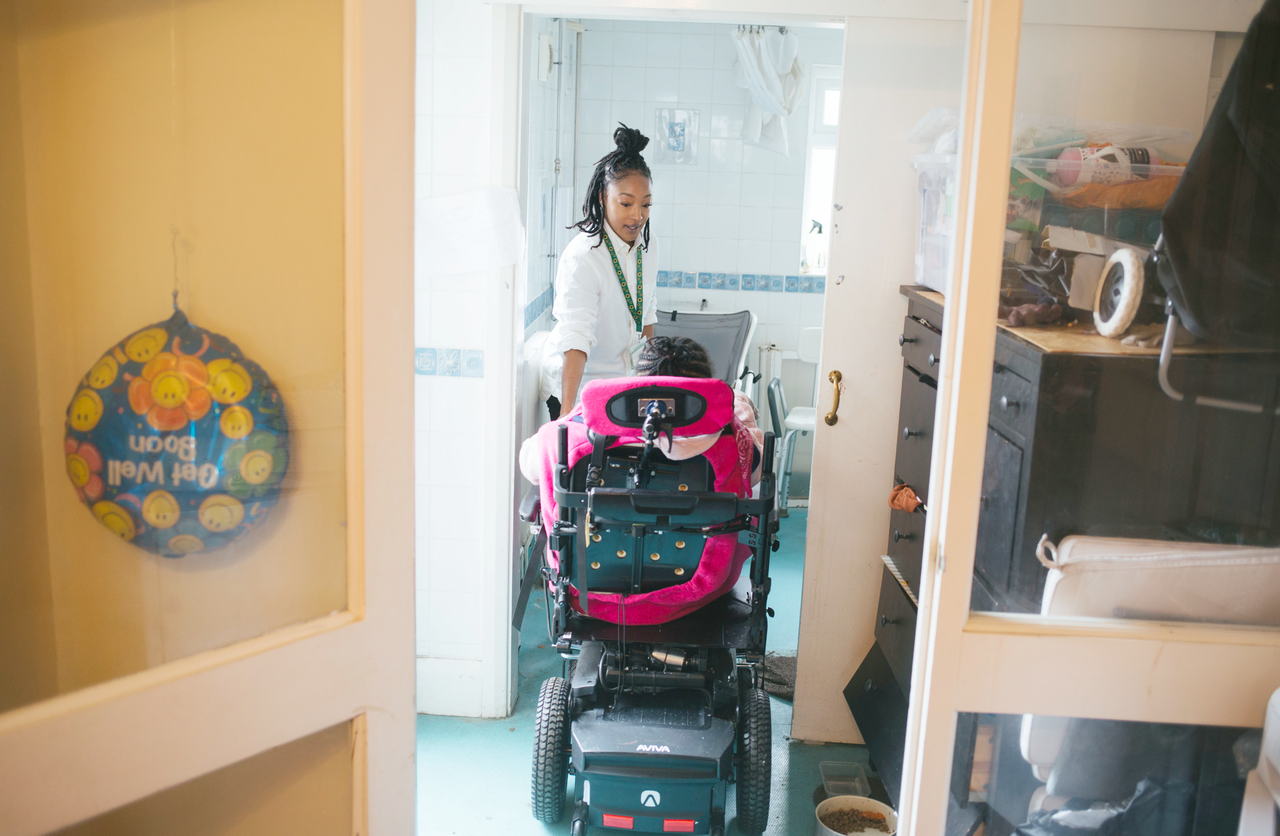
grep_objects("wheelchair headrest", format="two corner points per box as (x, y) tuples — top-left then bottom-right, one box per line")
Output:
(579, 376), (735, 436)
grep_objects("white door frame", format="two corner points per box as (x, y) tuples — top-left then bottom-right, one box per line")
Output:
(0, 0), (417, 831)
(900, 1), (1280, 833)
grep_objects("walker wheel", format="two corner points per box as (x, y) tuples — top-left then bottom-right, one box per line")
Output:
(1093, 248), (1145, 338)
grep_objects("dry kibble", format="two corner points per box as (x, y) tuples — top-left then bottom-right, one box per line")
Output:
(819, 808), (891, 834)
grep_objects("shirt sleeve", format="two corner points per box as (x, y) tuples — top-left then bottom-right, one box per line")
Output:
(550, 248), (599, 357)
(642, 237), (659, 327)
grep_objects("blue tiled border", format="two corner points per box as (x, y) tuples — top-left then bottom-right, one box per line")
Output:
(655, 270), (825, 293)
(522, 284), (555, 329)
(416, 346), (483, 377)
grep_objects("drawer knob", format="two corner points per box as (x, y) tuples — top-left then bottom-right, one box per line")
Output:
(902, 427), (923, 440)
(899, 334), (916, 346)
(892, 529), (915, 543)
(880, 614), (898, 628)
(928, 353), (938, 368)
(1000, 395), (1019, 412)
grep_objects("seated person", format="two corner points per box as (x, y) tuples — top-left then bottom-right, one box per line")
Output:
(520, 335), (765, 487)
(517, 336), (766, 624)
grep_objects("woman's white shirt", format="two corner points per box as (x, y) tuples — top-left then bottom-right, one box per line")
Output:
(549, 222), (658, 397)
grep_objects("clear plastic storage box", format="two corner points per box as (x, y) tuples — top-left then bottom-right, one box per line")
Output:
(912, 152), (1187, 295)
(819, 761), (871, 798)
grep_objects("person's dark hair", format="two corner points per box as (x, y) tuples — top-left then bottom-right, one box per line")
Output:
(573, 124), (653, 250)
(637, 336), (714, 379)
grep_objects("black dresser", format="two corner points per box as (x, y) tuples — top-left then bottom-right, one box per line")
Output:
(846, 285), (1280, 834)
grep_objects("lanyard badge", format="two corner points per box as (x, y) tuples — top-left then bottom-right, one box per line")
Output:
(602, 234), (643, 333)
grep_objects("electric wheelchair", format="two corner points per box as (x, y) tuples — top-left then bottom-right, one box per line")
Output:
(514, 375), (779, 835)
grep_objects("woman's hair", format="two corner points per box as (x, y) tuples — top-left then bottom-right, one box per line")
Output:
(637, 336), (714, 379)
(572, 124), (653, 250)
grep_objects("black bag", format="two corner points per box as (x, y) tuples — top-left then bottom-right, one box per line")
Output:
(1157, 0), (1280, 348)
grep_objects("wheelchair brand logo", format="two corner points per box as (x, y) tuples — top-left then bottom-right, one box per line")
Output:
(636, 744), (670, 753)
(641, 790), (661, 808)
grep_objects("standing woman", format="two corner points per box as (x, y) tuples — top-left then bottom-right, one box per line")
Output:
(548, 125), (657, 416)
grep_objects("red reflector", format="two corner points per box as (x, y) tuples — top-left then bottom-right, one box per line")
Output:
(602, 813), (634, 829)
(664, 820), (696, 833)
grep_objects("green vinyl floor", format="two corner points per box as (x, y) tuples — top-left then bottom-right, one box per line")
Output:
(416, 509), (876, 835)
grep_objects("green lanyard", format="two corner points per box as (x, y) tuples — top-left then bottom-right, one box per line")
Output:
(602, 233), (643, 333)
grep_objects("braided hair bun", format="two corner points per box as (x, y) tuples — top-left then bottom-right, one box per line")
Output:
(637, 336), (715, 379)
(614, 124), (649, 155)
(572, 123), (654, 249)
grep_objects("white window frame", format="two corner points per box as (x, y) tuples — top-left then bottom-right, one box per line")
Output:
(898, 1), (1280, 833)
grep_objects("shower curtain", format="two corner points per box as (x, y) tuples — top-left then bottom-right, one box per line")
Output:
(733, 27), (807, 157)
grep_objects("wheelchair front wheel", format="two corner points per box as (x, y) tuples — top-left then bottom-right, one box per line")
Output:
(735, 685), (772, 835)
(532, 677), (572, 823)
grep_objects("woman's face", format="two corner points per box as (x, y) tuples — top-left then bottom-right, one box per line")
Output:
(603, 172), (652, 245)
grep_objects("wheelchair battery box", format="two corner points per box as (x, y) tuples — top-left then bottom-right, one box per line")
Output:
(571, 703), (733, 832)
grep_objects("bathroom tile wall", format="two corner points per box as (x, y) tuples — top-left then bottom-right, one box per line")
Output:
(414, 0), (492, 713)
(576, 20), (843, 291)
(575, 20), (842, 356)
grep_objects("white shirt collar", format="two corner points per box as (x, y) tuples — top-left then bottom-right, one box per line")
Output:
(604, 221), (640, 254)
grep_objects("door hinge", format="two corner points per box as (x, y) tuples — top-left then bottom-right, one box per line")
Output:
(554, 158), (562, 174)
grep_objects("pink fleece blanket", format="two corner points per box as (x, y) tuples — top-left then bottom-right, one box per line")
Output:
(529, 377), (757, 625)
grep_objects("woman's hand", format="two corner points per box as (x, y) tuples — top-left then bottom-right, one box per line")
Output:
(560, 349), (588, 413)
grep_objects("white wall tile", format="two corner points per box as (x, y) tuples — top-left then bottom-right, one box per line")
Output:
(769, 292), (802, 325)
(705, 171), (742, 206)
(679, 34), (715, 69)
(613, 19), (648, 33)
(767, 323), (802, 350)
(414, 112), (433, 179)
(800, 293), (826, 327)
(415, 590), (430, 650)
(581, 30), (613, 66)
(580, 66), (612, 100)
(432, 115), (488, 170)
(415, 429), (431, 488)
(612, 66), (645, 101)
(739, 206), (773, 241)
(416, 53), (433, 115)
(770, 241), (801, 274)
(669, 237), (705, 272)
(582, 18), (613, 31)
(650, 202), (673, 238)
(434, 57), (490, 119)
(578, 101), (612, 135)
(705, 205), (740, 241)
(709, 247), (738, 274)
(431, 289), (485, 347)
(742, 143), (777, 174)
(672, 202), (705, 234)
(430, 173), (487, 198)
(711, 69), (742, 105)
(648, 33), (682, 68)
(678, 68), (714, 102)
(611, 100), (645, 131)
(737, 239), (772, 274)
(709, 104), (745, 138)
(771, 206), (802, 242)
(432, 0), (488, 57)
(708, 138), (743, 172)
(673, 170), (709, 203)
(430, 431), (482, 487)
(713, 34), (737, 69)
(775, 173), (805, 209)
(416, 0), (433, 57)
(739, 173), (775, 208)
(430, 483), (482, 535)
(645, 68), (680, 103)
(613, 31), (648, 66)
(414, 377), (432, 434)
(428, 538), (476, 589)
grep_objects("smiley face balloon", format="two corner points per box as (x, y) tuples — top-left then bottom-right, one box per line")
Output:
(63, 309), (289, 557)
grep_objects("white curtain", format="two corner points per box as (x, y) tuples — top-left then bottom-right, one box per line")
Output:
(733, 27), (807, 157)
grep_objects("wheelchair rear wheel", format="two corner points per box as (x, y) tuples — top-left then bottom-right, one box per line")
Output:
(735, 684), (772, 834)
(532, 677), (571, 823)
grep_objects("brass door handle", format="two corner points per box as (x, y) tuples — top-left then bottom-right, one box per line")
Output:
(824, 370), (842, 426)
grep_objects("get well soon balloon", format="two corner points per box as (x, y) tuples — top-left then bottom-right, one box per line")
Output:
(64, 309), (289, 557)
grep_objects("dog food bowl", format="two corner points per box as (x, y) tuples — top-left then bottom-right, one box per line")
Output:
(813, 795), (898, 836)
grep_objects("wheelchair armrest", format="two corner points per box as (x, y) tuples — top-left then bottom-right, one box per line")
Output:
(519, 485), (541, 522)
